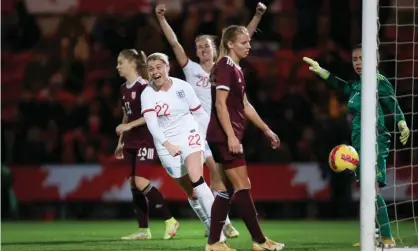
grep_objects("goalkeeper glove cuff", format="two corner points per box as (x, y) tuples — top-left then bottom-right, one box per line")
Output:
(398, 120), (407, 130)
(317, 68), (330, 80)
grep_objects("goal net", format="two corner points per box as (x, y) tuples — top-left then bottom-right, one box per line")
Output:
(377, 0), (418, 248)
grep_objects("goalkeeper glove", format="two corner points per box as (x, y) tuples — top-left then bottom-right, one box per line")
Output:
(303, 57), (330, 80)
(398, 120), (410, 145)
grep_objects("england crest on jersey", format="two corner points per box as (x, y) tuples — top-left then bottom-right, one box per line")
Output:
(131, 92), (136, 100)
(176, 90), (185, 99)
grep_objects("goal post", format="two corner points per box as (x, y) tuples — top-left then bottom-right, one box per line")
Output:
(361, 0), (418, 250)
(360, 0), (379, 250)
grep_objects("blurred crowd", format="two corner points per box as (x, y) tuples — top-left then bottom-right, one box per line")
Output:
(1, 0), (416, 168)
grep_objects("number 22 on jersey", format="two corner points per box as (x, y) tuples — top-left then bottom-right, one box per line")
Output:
(188, 133), (201, 147)
(155, 103), (170, 117)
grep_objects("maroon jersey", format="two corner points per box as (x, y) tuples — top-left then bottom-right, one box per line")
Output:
(207, 56), (246, 143)
(120, 77), (154, 149)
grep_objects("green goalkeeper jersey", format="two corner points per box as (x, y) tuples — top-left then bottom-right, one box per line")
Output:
(325, 73), (405, 140)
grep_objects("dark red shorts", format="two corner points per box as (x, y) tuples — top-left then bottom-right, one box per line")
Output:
(123, 147), (158, 177)
(208, 142), (246, 169)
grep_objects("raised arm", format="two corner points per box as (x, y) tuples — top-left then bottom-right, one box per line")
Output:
(156, 4), (188, 67)
(246, 2), (267, 38)
(303, 57), (352, 95)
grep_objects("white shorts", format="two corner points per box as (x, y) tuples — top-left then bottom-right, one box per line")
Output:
(157, 132), (204, 178)
(158, 154), (188, 178)
(204, 140), (213, 159)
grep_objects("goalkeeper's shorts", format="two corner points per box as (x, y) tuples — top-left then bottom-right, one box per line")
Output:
(352, 135), (390, 187)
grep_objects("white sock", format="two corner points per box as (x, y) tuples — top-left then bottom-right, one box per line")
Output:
(188, 198), (210, 230)
(212, 190), (231, 225)
(193, 182), (214, 221)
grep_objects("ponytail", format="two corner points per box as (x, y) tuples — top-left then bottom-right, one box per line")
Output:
(138, 50), (149, 80)
(216, 41), (228, 63)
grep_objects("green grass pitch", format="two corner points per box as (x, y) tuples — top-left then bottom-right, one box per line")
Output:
(1, 220), (416, 251)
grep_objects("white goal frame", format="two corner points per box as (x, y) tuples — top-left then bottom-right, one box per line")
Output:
(362, 0), (418, 250)
(360, 0), (379, 250)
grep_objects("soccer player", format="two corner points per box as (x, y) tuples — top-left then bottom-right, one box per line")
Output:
(303, 44), (410, 248)
(114, 49), (179, 240)
(205, 25), (285, 251)
(155, 2), (267, 238)
(141, 52), (220, 241)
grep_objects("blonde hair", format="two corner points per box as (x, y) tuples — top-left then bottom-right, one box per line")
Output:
(119, 49), (149, 80)
(195, 35), (217, 61)
(216, 25), (248, 62)
(147, 52), (170, 65)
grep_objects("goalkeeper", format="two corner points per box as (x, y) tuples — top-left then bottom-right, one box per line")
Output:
(303, 44), (410, 248)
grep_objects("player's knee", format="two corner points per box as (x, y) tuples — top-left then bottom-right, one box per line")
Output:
(231, 178), (251, 191)
(175, 175), (195, 198)
(210, 179), (226, 191)
(184, 152), (204, 182)
(191, 176), (205, 188)
(205, 156), (217, 169)
(131, 176), (150, 191)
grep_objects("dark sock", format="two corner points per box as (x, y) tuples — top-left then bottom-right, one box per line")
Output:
(142, 184), (172, 220)
(208, 191), (231, 244)
(233, 189), (266, 243)
(131, 188), (149, 228)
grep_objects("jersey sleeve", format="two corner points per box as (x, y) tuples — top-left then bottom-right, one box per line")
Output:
(182, 59), (194, 73)
(325, 74), (352, 96)
(184, 81), (202, 111)
(140, 90), (167, 145)
(182, 81), (209, 138)
(182, 60), (196, 85)
(378, 75), (405, 123)
(215, 57), (234, 91)
(140, 88), (155, 115)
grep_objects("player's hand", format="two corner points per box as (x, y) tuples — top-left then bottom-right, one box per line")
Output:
(302, 57), (330, 80)
(155, 4), (166, 20)
(116, 123), (132, 136)
(264, 129), (280, 149)
(166, 143), (182, 157)
(398, 120), (410, 145)
(114, 144), (124, 160)
(255, 2), (267, 16)
(228, 135), (242, 154)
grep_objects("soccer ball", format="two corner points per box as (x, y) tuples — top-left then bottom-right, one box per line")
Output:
(328, 144), (359, 172)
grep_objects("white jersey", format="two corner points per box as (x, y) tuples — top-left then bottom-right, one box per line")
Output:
(141, 77), (205, 155)
(182, 59), (212, 115)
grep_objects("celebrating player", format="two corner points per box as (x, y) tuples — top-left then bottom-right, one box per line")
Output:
(141, 52), (219, 240)
(155, 2), (267, 238)
(205, 25), (284, 251)
(114, 49), (179, 240)
(303, 44), (410, 248)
